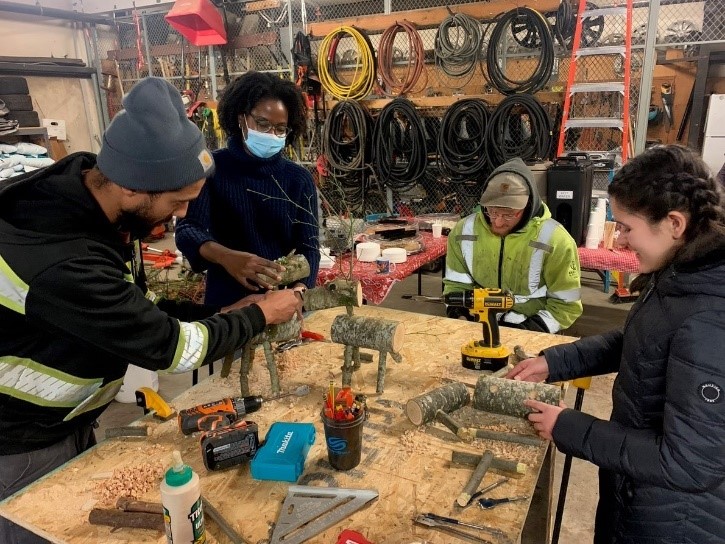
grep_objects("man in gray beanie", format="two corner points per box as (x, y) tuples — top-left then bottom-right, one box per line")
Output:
(444, 158), (582, 334)
(0, 77), (300, 543)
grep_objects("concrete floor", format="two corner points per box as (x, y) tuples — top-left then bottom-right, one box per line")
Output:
(98, 252), (632, 544)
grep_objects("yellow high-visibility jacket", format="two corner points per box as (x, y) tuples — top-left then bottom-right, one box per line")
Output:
(443, 204), (583, 333)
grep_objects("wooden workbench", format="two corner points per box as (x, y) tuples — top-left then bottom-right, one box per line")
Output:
(0, 307), (577, 544)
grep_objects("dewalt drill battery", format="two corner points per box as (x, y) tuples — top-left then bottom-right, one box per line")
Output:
(200, 420), (259, 471)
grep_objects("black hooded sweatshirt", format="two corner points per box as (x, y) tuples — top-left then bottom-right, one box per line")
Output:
(0, 153), (266, 454)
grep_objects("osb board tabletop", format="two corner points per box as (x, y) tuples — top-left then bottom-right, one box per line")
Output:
(0, 306), (577, 544)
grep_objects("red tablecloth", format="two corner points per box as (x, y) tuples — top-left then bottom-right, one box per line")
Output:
(316, 232), (448, 305)
(578, 247), (640, 274)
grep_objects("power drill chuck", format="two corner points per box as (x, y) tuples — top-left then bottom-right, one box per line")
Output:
(442, 291), (473, 308)
(178, 395), (264, 435)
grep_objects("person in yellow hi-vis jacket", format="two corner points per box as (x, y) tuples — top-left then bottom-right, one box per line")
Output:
(443, 158), (583, 333)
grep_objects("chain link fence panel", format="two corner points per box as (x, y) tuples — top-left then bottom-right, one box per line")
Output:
(88, 0), (725, 217)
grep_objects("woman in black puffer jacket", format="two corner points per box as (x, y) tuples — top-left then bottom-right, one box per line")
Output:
(508, 145), (725, 544)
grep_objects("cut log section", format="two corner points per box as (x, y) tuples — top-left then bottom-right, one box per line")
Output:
(88, 508), (164, 531)
(405, 382), (470, 426)
(435, 410), (541, 446)
(473, 376), (562, 418)
(451, 451), (527, 475)
(457, 450), (494, 507)
(252, 316), (302, 345)
(258, 253), (310, 287)
(303, 279), (363, 311)
(331, 315), (404, 352)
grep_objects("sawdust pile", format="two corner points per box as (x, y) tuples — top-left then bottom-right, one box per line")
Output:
(94, 461), (164, 505)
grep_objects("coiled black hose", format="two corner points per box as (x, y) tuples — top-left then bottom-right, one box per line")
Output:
(486, 94), (552, 168)
(437, 98), (491, 183)
(372, 97), (428, 193)
(486, 7), (554, 94)
(434, 13), (483, 85)
(322, 99), (373, 208)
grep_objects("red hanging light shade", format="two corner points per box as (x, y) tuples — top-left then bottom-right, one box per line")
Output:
(165, 0), (227, 46)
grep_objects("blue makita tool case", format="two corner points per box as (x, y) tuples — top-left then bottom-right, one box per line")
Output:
(250, 422), (316, 482)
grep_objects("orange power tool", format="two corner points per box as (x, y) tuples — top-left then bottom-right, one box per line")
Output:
(178, 396), (263, 435)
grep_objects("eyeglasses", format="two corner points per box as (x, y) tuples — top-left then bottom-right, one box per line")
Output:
(247, 114), (291, 137)
(484, 207), (520, 221)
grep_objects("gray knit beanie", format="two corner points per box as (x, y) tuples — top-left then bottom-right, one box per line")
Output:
(97, 77), (214, 191)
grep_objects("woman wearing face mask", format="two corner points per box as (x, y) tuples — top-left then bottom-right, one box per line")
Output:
(507, 145), (725, 544)
(176, 72), (319, 307)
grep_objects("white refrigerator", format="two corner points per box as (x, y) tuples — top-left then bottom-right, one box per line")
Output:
(701, 94), (725, 177)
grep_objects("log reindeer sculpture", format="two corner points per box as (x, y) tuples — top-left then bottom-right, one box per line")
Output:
(239, 317), (302, 396)
(330, 314), (405, 393)
(225, 278), (364, 396)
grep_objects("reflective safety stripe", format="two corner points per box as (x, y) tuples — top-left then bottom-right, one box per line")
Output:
(0, 356), (102, 408)
(537, 310), (561, 333)
(445, 268), (473, 284)
(549, 288), (581, 302)
(514, 286), (548, 305)
(527, 219), (559, 296)
(461, 214), (476, 275)
(63, 379), (124, 421)
(167, 321), (209, 374)
(0, 256), (29, 315)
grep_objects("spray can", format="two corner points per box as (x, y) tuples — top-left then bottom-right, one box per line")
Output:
(160, 450), (206, 543)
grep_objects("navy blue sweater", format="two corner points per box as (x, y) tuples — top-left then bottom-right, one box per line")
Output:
(175, 136), (320, 307)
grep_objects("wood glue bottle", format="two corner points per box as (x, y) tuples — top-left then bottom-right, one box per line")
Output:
(160, 450), (206, 543)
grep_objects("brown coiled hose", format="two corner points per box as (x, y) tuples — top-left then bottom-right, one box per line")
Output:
(377, 20), (427, 96)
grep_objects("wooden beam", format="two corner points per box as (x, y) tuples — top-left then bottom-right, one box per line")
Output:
(307, 1), (561, 37)
(326, 92), (563, 111)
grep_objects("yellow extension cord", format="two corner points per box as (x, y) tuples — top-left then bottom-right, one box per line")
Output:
(317, 26), (376, 100)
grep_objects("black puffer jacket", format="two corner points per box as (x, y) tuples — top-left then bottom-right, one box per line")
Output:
(543, 240), (725, 544)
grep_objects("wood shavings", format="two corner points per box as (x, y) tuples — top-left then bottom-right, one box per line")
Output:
(399, 427), (438, 457)
(93, 461), (164, 505)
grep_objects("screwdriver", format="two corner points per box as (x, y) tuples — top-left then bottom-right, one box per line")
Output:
(265, 384), (311, 402)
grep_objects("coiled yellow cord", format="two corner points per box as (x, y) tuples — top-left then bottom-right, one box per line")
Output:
(317, 26), (376, 100)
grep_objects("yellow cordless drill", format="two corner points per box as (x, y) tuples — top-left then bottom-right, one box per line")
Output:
(443, 288), (515, 371)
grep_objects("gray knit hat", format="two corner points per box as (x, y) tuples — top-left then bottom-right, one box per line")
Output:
(97, 77), (214, 191)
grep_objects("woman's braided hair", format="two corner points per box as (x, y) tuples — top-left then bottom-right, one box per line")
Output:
(217, 71), (307, 144)
(608, 145), (725, 251)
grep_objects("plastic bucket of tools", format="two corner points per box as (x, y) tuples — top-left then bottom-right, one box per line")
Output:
(320, 407), (367, 471)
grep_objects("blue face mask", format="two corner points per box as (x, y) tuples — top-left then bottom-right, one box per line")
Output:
(244, 127), (286, 158)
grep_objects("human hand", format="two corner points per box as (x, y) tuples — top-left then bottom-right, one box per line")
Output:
(525, 399), (567, 441)
(255, 289), (299, 324)
(221, 294), (265, 313)
(220, 250), (284, 291)
(290, 284), (306, 323)
(506, 355), (550, 383)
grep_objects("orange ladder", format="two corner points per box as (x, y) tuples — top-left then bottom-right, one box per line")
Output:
(557, 0), (634, 162)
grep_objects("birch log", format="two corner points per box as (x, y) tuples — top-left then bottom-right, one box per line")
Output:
(473, 376), (561, 418)
(252, 316), (302, 345)
(435, 410), (541, 446)
(457, 450), (494, 507)
(451, 451), (527, 475)
(330, 315), (404, 352)
(406, 382), (470, 426)
(257, 254), (310, 287)
(303, 280), (363, 311)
